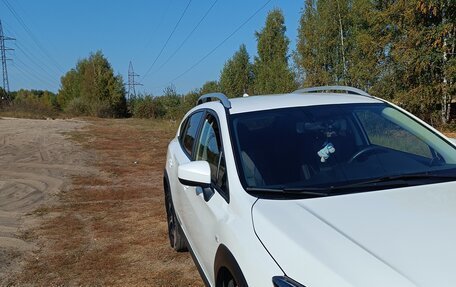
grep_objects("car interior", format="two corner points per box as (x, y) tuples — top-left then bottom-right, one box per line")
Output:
(232, 104), (456, 190)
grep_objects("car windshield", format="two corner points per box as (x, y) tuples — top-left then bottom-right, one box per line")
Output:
(230, 103), (456, 195)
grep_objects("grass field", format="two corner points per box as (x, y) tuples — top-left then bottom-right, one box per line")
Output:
(6, 118), (203, 286)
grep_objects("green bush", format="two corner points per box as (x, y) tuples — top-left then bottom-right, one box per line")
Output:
(131, 96), (156, 119)
(65, 97), (90, 116)
(93, 101), (117, 118)
(0, 100), (59, 119)
(0, 90), (60, 119)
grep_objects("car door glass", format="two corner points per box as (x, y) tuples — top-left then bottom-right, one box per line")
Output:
(181, 111), (204, 157)
(356, 110), (432, 158)
(195, 114), (228, 193)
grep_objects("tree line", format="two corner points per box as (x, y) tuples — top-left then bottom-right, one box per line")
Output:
(296, 0), (455, 124)
(1, 1), (454, 125)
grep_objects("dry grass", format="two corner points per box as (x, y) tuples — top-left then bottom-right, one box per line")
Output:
(444, 132), (456, 139)
(12, 118), (203, 286)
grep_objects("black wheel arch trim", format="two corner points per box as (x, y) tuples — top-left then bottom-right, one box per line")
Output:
(163, 170), (182, 230)
(163, 170), (174, 206)
(163, 169), (171, 214)
(163, 169), (170, 190)
(214, 244), (248, 287)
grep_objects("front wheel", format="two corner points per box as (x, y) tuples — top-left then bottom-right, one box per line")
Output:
(217, 267), (247, 287)
(218, 271), (238, 287)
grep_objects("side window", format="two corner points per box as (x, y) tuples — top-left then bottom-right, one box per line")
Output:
(180, 111), (204, 157)
(195, 114), (228, 193)
(356, 110), (432, 158)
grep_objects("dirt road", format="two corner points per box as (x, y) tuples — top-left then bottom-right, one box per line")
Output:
(0, 117), (202, 286)
(0, 117), (93, 280)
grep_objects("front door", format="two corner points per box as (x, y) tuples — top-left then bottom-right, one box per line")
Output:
(180, 111), (230, 282)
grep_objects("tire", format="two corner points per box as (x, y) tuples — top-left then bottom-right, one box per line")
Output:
(217, 268), (246, 287)
(215, 246), (248, 287)
(164, 182), (187, 252)
(220, 274), (238, 287)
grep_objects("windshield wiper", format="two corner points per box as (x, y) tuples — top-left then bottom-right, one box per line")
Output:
(246, 173), (456, 198)
(245, 187), (329, 198)
(330, 173), (456, 191)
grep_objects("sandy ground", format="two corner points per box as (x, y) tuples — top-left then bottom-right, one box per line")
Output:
(0, 117), (201, 286)
(0, 117), (95, 281)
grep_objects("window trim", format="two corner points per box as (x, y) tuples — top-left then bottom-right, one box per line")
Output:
(179, 110), (205, 160)
(195, 109), (230, 203)
(178, 117), (189, 141)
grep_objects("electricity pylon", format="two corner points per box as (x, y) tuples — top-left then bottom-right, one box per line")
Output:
(0, 20), (14, 104)
(127, 61), (142, 99)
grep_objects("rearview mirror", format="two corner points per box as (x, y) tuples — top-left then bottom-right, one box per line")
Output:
(178, 161), (211, 188)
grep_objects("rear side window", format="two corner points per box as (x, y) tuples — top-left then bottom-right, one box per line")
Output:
(180, 111), (203, 157)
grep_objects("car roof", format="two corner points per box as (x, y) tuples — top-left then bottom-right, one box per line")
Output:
(224, 92), (383, 114)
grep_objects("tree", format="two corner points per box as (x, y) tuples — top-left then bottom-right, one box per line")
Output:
(181, 89), (200, 114)
(296, 0), (455, 124)
(58, 69), (80, 108)
(385, 0), (455, 123)
(220, 44), (253, 98)
(57, 51), (127, 117)
(200, 80), (220, 95)
(296, 0), (324, 86)
(345, 0), (385, 92)
(253, 9), (296, 94)
(296, 0), (352, 87)
(155, 84), (182, 120)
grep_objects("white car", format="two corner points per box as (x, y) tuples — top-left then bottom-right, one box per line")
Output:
(163, 86), (456, 287)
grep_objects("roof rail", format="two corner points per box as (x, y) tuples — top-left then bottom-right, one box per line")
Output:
(293, 86), (373, 98)
(197, 93), (231, 109)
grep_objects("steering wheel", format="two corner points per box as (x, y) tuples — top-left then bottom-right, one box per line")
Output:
(348, 146), (384, 164)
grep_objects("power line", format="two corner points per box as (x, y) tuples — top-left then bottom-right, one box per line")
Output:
(2, 20), (60, 92)
(142, 0), (193, 80)
(2, 0), (64, 74)
(1, 0), (64, 74)
(5, 21), (61, 79)
(151, 0), (218, 76)
(11, 61), (56, 88)
(1, 21), (59, 81)
(1, 20), (58, 92)
(142, 0), (174, 51)
(164, 0), (272, 86)
(12, 56), (57, 87)
(14, 42), (60, 83)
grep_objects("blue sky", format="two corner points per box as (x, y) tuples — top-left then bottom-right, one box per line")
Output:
(1, 0), (303, 95)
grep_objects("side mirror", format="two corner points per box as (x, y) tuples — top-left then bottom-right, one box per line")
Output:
(178, 161), (211, 188)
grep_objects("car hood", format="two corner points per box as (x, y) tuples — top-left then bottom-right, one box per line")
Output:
(252, 181), (456, 287)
